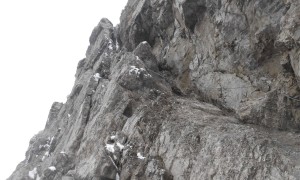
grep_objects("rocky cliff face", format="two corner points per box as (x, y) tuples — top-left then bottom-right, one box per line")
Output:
(9, 0), (300, 179)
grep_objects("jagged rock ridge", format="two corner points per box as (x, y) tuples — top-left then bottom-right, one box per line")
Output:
(9, 0), (300, 179)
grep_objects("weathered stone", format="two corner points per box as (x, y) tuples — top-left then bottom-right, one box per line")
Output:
(41, 167), (57, 180)
(45, 102), (63, 128)
(62, 176), (74, 180)
(133, 41), (158, 71)
(8, 0), (300, 179)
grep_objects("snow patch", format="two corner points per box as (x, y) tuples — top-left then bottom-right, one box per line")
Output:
(129, 66), (140, 75)
(68, 114), (71, 118)
(144, 74), (152, 78)
(39, 144), (50, 150)
(116, 142), (125, 150)
(116, 41), (120, 50)
(129, 66), (152, 78)
(93, 73), (101, 81)
(108, 44), (113, 50)
(28, 167), (37, 179)
(48, 166), (56, 171)
(142, 41), (147, 44)
(108, 39), (113, 50)
(105, 144), (115, 153)
(39, 135), (55, 162)
(110, 135), (116, 140)
(49, 136), (55, 146)
(42, 151), (50, 161)
(45, 151), (49, 157)
(129, 66), (145, 76)
(137, 152), (146, 160)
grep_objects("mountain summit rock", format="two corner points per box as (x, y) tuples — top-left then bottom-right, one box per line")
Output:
(9, 0), (300, 179)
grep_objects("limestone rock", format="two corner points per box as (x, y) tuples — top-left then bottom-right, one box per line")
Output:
(8, 0), (300, 179)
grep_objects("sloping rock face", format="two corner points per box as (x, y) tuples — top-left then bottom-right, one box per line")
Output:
(9, 0), (300, 179)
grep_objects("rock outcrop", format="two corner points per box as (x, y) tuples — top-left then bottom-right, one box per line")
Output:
(8, 0), (300, 179)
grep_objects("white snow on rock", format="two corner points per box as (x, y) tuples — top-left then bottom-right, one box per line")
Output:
(93, 73), (101, 81)
(137, 152), (146, 160)
(108, 41), (113, 50)
(68, 114), (71, 118)
(48, 136), (55, 146)
(105, 144), (115, 153)
(110, 135), (116, 140)
(42, 151), (50, 161)
(48, 166), (56, 171)
(129, 66), (152, 78)
(107, 39), (114, 50)
(39, 143), (50, 150)
(28, 167), (37, 179)
(144, 74), (152, 78)
(36, 174), (41, 180)
(142, 41), (147, 44)
(116, 142), (125, 150)
(116, 41), (120, 50)
(45, 151), (49, 157)
(129, 66), (141, 75)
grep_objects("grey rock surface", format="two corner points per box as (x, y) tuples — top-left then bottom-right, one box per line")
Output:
(8, 0), (300, 179)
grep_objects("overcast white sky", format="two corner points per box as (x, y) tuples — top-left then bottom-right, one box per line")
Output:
(0, 1), (127, 179)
